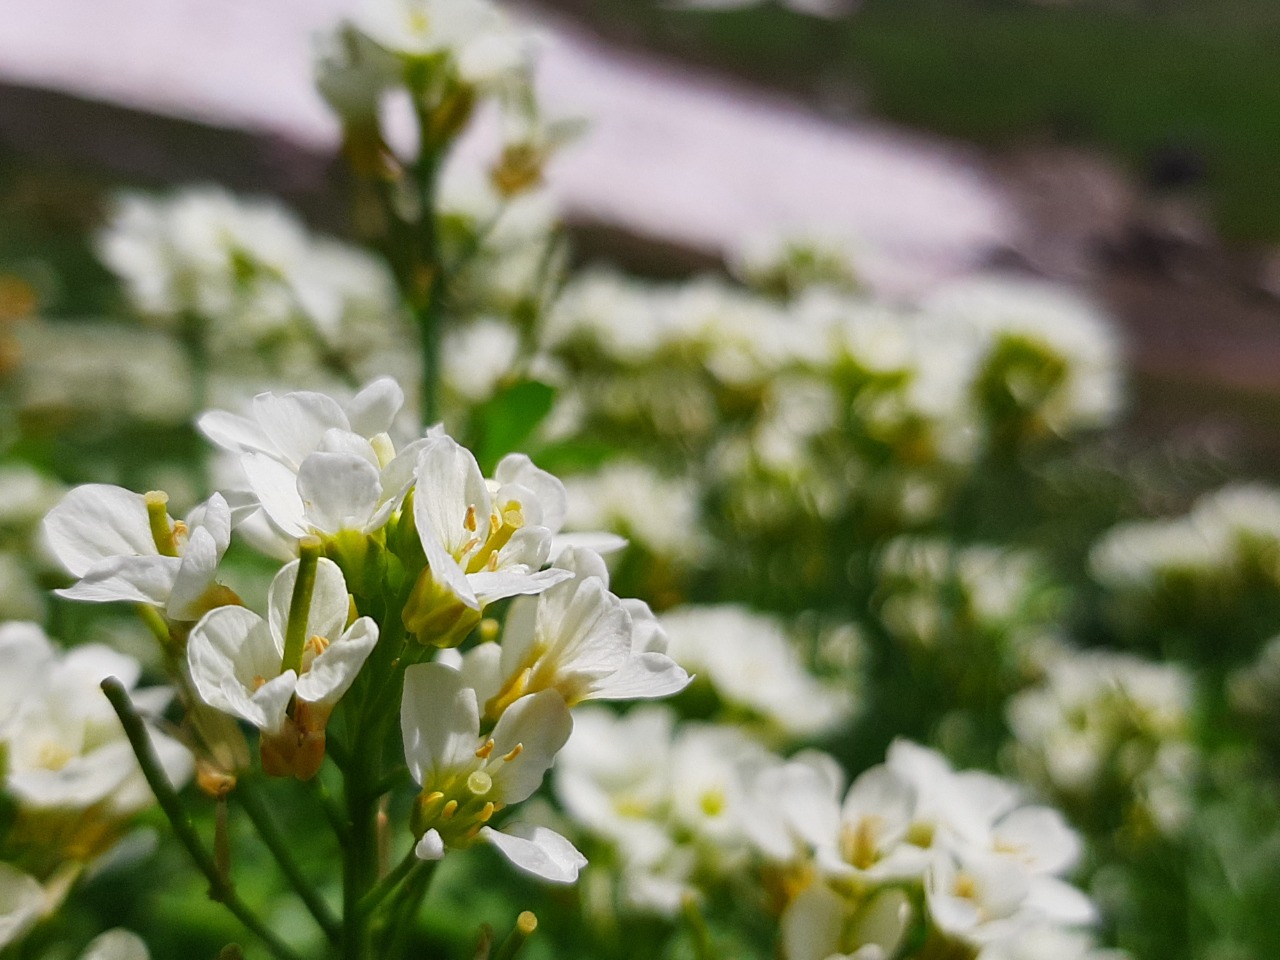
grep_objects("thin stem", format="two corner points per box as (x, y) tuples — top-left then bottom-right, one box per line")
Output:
(306, 774), (352, 845)
(681, 894), (715, 960)
(357, 845), (420, 920)
(100, 678), (304, 960)
(380, 857), (438, 959)
(493, 912), (538, 960)
(282, 537), (323, 677)
(411, 104), (446, 431)
(236, 778), (342, 945)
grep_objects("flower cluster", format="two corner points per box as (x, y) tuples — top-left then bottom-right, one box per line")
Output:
(96, 186), (408, 400)
(660, 605), (859, 742)
(1089, 484), (1280, 657)
(556, 715), (1109, 959)
(43, 378), (690, 883)
(534, 265), (1122, 594)
(0, 622), (190, 950)
(1006, 647), (1197, 837)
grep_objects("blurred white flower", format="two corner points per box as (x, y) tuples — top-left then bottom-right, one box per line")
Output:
(561, 461), (707, 563)
(922, 275), (1123, 435)
(442, 318), (522, 402)
(0, 622), (191, 816)
(661, 605), (856, 739)
(1007, 646), (1195, 832)
(79, 929), (151, 960)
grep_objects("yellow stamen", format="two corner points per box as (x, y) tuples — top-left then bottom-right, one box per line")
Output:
(474, 738), (496, 759)
(441, 800), (458, 820)
(464, 504), (478, 532)
(502, 743), (524, 762)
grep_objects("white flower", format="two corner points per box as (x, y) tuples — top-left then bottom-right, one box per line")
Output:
(561, 461), (707, 563)
(351, 0), (529, 85)
(98, 187), (398, 352)
(661, 605), (855, 739)
(187, 557), (377, 778)
(925, 849), (1095, 946)
(200, 378), (420, 545)
(976, 925), (1130, 960)
(0, 864), (45, 951)
(442, 318), (522, 403)
(42, 486), (231, 621)
(0, 623), (191, 816)
(1007, 646), (1195, 816)
(408, 437), (572, 631)
(467, 547), (689, 720)
(922, 275), (1123, 434)
(553, 706), (764, 912)
(781, 883), (912, 960)
(400, 662), (584, 882)
(79, 930), (151, 960)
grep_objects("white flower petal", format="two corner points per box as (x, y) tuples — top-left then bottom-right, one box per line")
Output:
(480, 824), (586, 884)
(166, 526), (220, 620)
(414, 829), (445, 861)
(80, 929), (151, 960)
(242, 452), (308, 538)
(186, 492), (232, 555)
(0, 864), (45, 951)
(469, 566), (573, 607)
(401, 662), (481, 786)
(295, 617), (379, 706)
(414, 436), (492, 559)
(590, 652), (691, 701)
(782, 883), (846, 960)
(43, 484), (156, 577)
(994, 806), (1081, 876)
(1024, 876), (1098, 927)
(188, 606), (293, 731)
(495, 454), (567, 533)
(251, 390), (350, 467)
(197, 409), (272, 457)
(8, 739), (135, 809)
(267, 558), (350, 651)
(297, 452), (382, 534)
(346, 377), (404, 437)
(489, 689), (572, 804)
(57, 555), (180, 608)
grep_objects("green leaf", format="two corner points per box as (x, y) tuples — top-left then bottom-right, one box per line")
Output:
(469, 380), (556, 473)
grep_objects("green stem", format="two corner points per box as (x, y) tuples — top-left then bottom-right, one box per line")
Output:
(493, 912), (538, 960)
(411, 105), (446, 432)
(306, 774), (352, 845)
(282, 537), (324, 677)
(380, 857), (438, 959)
(681, 894), (715, 960)
(356, 845), (420, 920)
(100, 678), (304, 960)
(236, 778), (342, 945)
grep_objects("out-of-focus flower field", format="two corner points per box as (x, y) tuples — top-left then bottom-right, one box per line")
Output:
(1, 2), (1278, 960)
